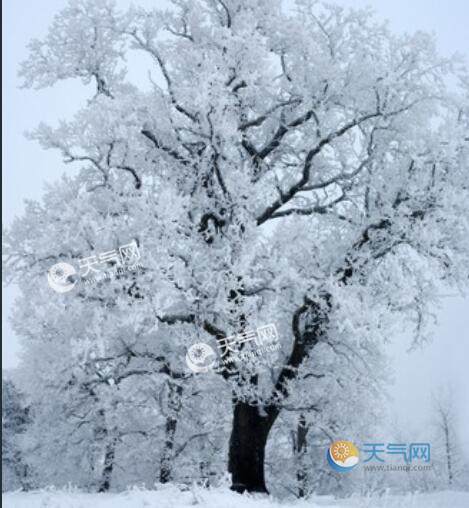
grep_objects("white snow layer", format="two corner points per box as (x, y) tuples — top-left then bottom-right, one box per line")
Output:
(3, 486), (469, 508)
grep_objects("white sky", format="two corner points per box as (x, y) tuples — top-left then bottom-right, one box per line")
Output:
(2, 0), (469, 450)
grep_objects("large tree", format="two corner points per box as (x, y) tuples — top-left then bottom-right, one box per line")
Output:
(6, 0), (469, 493)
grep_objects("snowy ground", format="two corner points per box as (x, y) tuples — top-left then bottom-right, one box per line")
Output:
(3, 486), (469, 508)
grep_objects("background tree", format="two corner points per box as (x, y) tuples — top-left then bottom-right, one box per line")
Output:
(431, 388), (468, 490)
(2, 376), (32, 492)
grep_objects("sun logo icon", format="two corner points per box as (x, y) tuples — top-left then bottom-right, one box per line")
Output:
(327, 440), (359, 472)
(47, 262), (77, 293)
(185, 342), (217, 373)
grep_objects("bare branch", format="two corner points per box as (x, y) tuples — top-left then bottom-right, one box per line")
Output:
(268, 191), (346, 220)
(141, 129), (191, 165)
(216, 0), (232, 28)
(128, 30), (198, 123)
(243, 108), (320, 166)
(256, 111), (382, 225)
(239, 98), (302, 131)
(115, 165), (142, 189)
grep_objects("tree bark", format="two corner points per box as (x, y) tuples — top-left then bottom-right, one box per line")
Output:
(159, 382), (183, 483)
(444, 421), (453, 485)
(98, 438), (117, 492)
(293, 414), (309, 498)
(228, 401), (278, 493)
(159, 414), (178, 483)
(228, 294), (330, 493)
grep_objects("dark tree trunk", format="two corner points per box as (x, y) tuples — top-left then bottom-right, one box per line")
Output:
(293, 414), (309, 498)
(12, 451), (32, 491)
(159, 415), (178, 483)
(93, 401), (116, 493)
(444, 423), (453, 485)
(98, 438), (117, 492)
(227, 294), (330, 494)
(159, 382), (183, 483)
(228, 401), (278, 493)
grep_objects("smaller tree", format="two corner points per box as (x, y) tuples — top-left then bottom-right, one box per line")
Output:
(432, 389), (467, 489)
(2, 376), (32, 491)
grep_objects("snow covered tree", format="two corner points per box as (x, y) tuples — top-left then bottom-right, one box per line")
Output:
(2, 376), (32, 492)
(5, 0), (469, 494)
(4, 177), (230, 491)
(431, 389), (468, 490)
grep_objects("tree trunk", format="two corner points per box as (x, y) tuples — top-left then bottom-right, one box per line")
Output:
(227, 291), (330, 493)
(293, 414), (309, 498)
(98, 438), (117, 492)
(444, 422), (453, 485)
(159, 382), (183, 483)
(228, 400), (278, 493)
(159, 414), (178, 483)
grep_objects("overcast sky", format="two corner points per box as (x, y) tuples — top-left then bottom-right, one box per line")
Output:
(3, 0), (469, 448)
